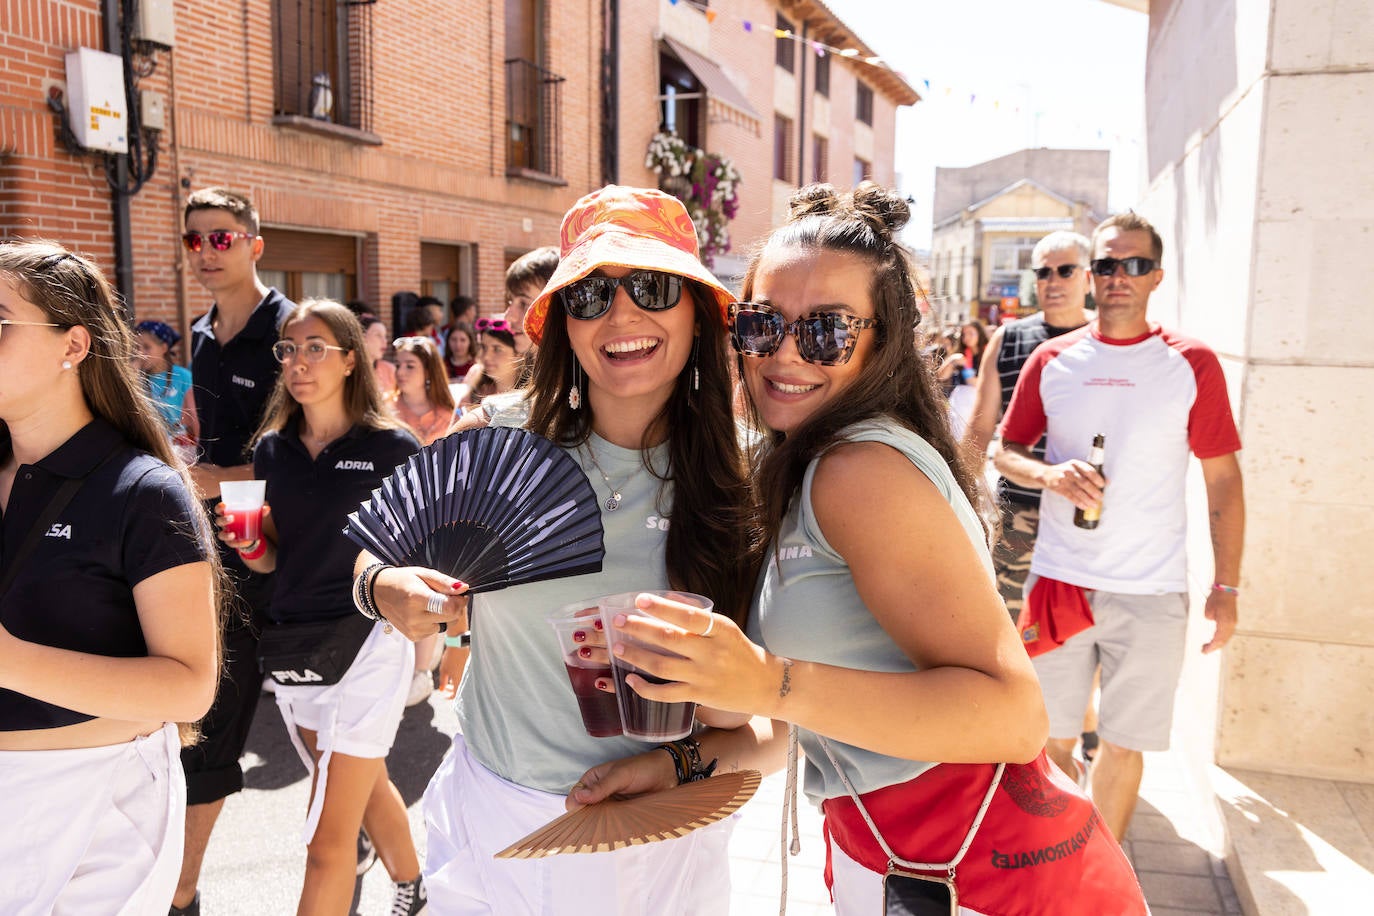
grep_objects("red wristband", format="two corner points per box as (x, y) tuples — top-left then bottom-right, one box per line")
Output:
(238, 539), (267, 561)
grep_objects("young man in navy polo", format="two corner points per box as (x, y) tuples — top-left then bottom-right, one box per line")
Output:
(172, 187), (296, 916)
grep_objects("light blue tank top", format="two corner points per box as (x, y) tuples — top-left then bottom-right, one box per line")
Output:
(748, 419), (993, 805)
(457, 411), (678, 792)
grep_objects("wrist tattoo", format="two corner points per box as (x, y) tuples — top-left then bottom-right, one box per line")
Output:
(779, 657), (793, 698)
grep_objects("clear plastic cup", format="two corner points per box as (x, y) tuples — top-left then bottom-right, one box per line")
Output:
(597, 590), (707, 742)
(220, 479), (266, 542)
(547, 602), (622, 738)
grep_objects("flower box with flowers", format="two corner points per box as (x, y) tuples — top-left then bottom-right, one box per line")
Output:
(644, 132), (742, 267)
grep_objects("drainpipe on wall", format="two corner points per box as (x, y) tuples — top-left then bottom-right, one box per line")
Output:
(102, 0), (135, 313)
(796, 20), (807, 188)
(601, 0), (619, 185)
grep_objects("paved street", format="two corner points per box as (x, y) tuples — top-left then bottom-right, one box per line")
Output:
(198, 687), (1237, 915)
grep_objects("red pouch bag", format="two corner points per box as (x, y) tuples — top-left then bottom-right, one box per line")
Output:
(1017, 576), (1094, 657)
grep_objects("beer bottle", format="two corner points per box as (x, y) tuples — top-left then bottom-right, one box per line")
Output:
(1074, 434), (1106, 530)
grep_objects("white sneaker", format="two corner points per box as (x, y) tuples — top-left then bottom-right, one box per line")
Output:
(405, 670), (433, 708)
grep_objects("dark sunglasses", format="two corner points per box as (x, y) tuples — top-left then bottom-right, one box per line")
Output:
(729, 303), (880, 367)
(558, 269), (683, 321)
(181, 230), (256, 253)
(1032, 264), (1083, 281)
(475, 317), (513, 334)
(1090, 256), (1157, 277)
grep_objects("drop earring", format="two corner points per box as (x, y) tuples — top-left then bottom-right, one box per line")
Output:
(568, 359), (582, 410)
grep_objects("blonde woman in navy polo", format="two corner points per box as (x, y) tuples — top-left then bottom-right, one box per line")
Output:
(0, 242), (219, 913)
(216, 300), (427, 914)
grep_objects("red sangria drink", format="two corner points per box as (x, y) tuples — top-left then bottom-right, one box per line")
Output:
(562, 656), (622, 738)
(220, 480), (266, 542)
(597, 590), (710, 742)
(548, 603), (622, 738)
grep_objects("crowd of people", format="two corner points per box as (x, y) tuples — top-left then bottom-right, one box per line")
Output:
(0, 178), (1243, 916)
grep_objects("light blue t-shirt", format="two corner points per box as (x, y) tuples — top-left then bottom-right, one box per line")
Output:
(146, 364), (193, 434)
(748, 418), (993, 806)
(457, 418), (678, 792)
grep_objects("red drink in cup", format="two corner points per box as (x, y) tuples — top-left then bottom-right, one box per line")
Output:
(548, 604), (622, 738)
(597, 590), (707, 742)
(220, 480), (267, 543)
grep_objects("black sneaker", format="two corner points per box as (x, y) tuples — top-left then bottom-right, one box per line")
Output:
(169, 892), (200, 916)
(357, 828), (378, 876)
(390, 876), (428, 915)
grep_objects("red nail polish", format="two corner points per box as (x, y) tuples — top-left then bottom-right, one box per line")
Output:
(594, 678), (609, 691)
(578, 646), (592, 659)
(572, 630), (587, 643)
(452, 581), (467, 591)
(592, 618), (604, 631)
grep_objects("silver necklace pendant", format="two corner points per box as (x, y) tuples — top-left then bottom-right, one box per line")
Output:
(604, 492), (622, 512)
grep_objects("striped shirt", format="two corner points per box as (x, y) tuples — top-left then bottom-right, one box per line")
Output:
(996, 314), (1085, 505)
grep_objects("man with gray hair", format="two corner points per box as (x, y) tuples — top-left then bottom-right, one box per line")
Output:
(964, 230), (1092, 621)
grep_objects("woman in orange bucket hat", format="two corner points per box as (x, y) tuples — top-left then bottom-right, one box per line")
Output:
(357, 186), (782, 914)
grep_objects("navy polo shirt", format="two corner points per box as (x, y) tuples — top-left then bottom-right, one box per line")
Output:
(191, 288), (296, 468)
(0, 420), (212, 730)
(254, 421), (418, 625)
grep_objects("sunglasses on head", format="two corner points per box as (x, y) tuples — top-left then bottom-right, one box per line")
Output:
(1090, 256), (1157, 277)
(474, 317), (513, 334)
(392, 335), (435, 349)
(1032, 264), (1083, 281)
(558, 269), (684, 321)
(729, 303), (880, 367)
(181, 230), (256, 253)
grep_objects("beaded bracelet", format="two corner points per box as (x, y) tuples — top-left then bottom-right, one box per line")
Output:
(1212, 583), (1240, 596)
(353, 562), (390, 620)
(656, 737), (718, 785)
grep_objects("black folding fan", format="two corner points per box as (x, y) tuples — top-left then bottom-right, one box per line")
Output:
(344, 426), (605, 593)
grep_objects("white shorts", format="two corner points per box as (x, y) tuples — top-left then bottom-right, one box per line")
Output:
(275, 620), (413, 842)
(422, 732), (734, 915)
(0, 723), (184, 915)
(1028, 577), (1190, 751)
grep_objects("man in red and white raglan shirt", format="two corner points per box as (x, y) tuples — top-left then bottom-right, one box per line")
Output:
(994, 211), (1245, 841)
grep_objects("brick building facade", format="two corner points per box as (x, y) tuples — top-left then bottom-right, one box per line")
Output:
(1, 0), (913, 337)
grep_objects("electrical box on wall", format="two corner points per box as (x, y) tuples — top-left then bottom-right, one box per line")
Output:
(64, 48), (128, 153)
(136, 0), (176, 48)
(140, 90), (166, 131)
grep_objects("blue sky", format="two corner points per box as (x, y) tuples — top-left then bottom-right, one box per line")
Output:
(824, 0), (1149, 248)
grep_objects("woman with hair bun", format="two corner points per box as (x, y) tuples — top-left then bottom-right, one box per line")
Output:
(585, 184), (1147, 914)
(0, 241), (220, 913)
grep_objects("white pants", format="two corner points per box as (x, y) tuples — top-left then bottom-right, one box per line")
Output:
(0, 723), (184, 915)
(422, 732), (734, 915)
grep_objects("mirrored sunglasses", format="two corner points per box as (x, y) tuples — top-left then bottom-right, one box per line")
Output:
(729, 303), (880, 367)
(181, 230), (256, 253)
(474, 317), (513, 334)
(558, 269), (684, 321)
(392, 335), (436, 349)
(272, 340), (348, 363)
(1032, 264), (1083, 281)
(1090, 256), (1156, 277)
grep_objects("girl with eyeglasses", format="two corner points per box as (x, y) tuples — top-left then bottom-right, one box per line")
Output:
(355, 186), (778, 914)
(0, 241), (219, 913)
(582, 184), (1147, 914)
(218, 300), (429, 915)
